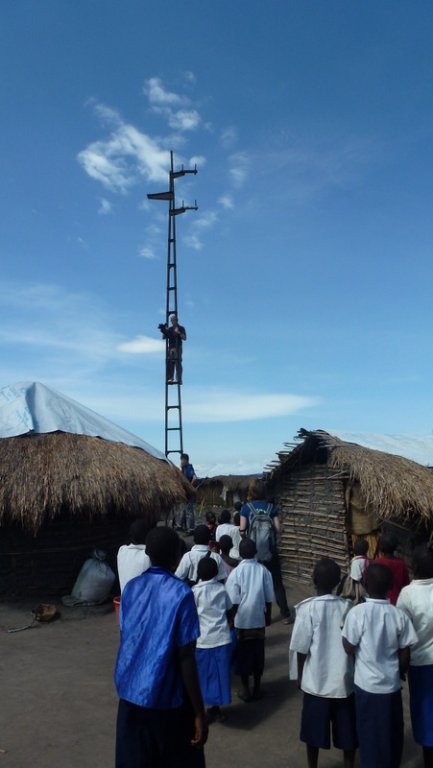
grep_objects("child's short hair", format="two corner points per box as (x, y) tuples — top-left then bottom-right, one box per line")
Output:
(218, 509), (231, 525)
(234, 501), (242, 512)
(412, 542), (433, 579)
(129, 518), (151, 545)
(365, 563), (393, 596)
(219, 534), (233, 554)
(194, 524), (212, 545)
(379, 533), (398, 556)
(239, 538), (257, 559)
(353, 538), (369, 557)
(205, 510), (216, 525)
(313, 557), (341, 591)
(233, 511), (241, 526)
(197, 556), (218, 582)
(146, 527), (180, 570)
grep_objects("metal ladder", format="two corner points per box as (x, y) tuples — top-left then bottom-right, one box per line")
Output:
(147, 151), (198, 458)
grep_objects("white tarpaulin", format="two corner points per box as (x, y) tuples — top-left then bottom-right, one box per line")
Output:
(0, 381), (167, 461)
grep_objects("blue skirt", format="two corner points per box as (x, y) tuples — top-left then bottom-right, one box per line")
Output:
(195, 644), (232, 707)
(408, 664), (433, 746)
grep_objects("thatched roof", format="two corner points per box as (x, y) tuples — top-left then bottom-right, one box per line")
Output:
(269, 429), (433, 524)
(198, 474), (259, 493)
(0, 432), (192, 534)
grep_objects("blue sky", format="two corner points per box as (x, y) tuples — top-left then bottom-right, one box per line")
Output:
(1, 2), (433, 474)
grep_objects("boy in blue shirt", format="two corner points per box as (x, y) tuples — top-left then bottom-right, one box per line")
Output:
(115, 526), (207, 768)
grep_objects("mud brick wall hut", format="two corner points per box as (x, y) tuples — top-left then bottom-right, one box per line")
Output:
(0, 382), (191, 597)
(267, 429), (433, 584)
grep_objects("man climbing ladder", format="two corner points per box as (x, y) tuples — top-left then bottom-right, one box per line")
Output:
(159, 313), (187, 385)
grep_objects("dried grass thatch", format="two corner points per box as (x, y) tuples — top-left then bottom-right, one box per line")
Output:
(0, 431), (192, 534)
(198, 474), (258, 493)
(271, 429), (433, 524)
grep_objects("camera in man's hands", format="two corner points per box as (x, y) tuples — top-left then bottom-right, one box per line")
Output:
(158, 323), (167, 332)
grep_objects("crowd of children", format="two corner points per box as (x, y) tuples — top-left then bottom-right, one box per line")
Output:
(115, 500), (433, 768)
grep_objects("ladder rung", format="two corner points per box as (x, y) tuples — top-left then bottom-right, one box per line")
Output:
(167, 406), (180, 410)
(167, 427), (181, 431)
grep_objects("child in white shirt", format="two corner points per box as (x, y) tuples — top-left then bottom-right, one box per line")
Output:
(397, 542), (433, 768)
(117, 519), (151, 593)
(343, 563), (418, 768)
(226, 538), (274, 702)
(192, 556), (233, 723)
(290, 557), (356, 768)
(175, 525), (226, 584)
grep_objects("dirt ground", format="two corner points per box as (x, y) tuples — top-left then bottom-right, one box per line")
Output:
(0, 580), (422, 768)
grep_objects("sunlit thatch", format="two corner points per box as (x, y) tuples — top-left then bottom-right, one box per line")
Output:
(0, 431), (192, 534)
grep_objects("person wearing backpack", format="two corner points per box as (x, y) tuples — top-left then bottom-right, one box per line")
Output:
(239, 478), (292, 624)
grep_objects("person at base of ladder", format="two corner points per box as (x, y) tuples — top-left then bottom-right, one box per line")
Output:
(159, 313), (187, 385)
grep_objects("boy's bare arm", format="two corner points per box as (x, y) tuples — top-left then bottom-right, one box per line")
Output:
(398, 646), (410, 678)
(342, 637), (357, 655)
(296, 652), (307, 689)
(177, 642), (208, 748)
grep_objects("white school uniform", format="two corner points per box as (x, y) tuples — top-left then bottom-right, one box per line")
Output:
(397, 579), (433, 666)
(192, 578), (232, 649)
(350, 555), (369, 582)
(175, 544), (226, 583)
(342, 598), (418, 693)
(117, 544), (150, 593)
(216, 523), (241, 558)
(225, 557), (274, 629)
(289, 595), (354, 698)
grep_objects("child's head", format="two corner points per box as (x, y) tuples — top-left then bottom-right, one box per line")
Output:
(239, 538), (257, 560)
(313, 557), (341, 592)
(234, 501), (242, 513)
(412, 542), (433, 579)
(128, 519), (152, 545)
(146, 527), (181, 571)
(205, 511), (216, 526)
(233, 511), (241, 527)
(197, 556), (218, 582)
(219, 534), (233, 555)
(218, 509), (231, 525)
(194, 524), (212, 545)
(353, 538), (369, 557)
(364, 563), (393, 598)
(379, 533), (398, 556)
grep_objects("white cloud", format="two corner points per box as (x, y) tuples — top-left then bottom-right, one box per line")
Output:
(78, 109), (170, 193)
(168, 109), (201, 131)
(117, 335), (165, 354)
(98, 198), (112, 215)
(144, 77), (186, 106)
(183, 210), (218, 252)
(229, 152), (249, 187)
(195, 211), (218, 229)
(139, 246), (158, 260)
(93, 103), (122, 127)
(189, 155), (206, 168)
(220, 126), (237, 149)
(184, 71), (197, 85)
(183, 232), (204, 252)
(218, 194), (234, 210)
(183, 390), (318, 423)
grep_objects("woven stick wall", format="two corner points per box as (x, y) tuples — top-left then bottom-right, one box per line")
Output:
(275, 464), (350, 584)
